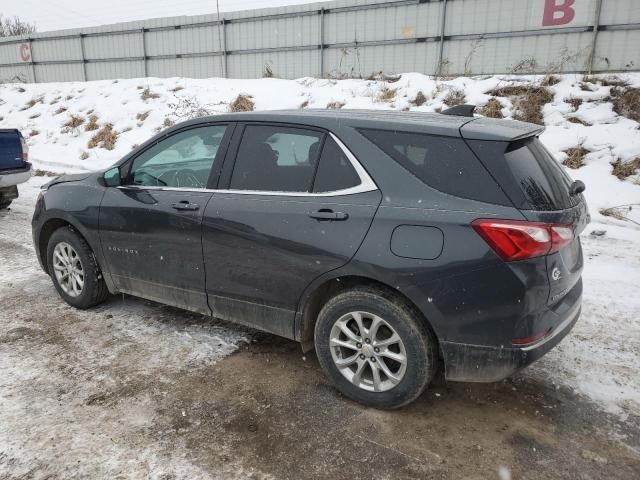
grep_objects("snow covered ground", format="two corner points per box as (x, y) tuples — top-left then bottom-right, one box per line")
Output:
(1, 73), (639, 420)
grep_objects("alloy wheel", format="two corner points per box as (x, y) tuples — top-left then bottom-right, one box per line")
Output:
(52, 242), (85, 297)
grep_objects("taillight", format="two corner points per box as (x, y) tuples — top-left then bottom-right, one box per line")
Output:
(20, 136), (29, 161)
(472, 219), (573, 261)
(512, 328), (551, 346)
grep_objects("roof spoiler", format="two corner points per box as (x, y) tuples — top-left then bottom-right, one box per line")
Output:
(441, 104), (476, 117)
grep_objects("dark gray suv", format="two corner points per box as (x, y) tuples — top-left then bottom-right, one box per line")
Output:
(32, 109), (588, 408)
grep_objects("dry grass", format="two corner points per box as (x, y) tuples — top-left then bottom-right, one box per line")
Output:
(443, 88), (466, 107)
(563, 147), (589, 169)
(412, 91), (427, 107)
(29, 113), (41, 119)
(229, 94), (255, 112)
(63, 115), (85, 131)
(49, 96), (61, 105)
(299, 99), (309, 109)
(85, 115), (99, 131)
(566, 116), (592, 126)
(326, 101), (346, 110)
(595, 76), (628, 88)
(378, 87), (397, 102)
(33, 169), (57, 177)
(610, 87), (640, 122)
(611, 158), (640, 180)
(488, 85), (553, 125)
(541, 75), (561, 86)
(567, 97), (583, 112)
(136, 111), (150, 122)
(29, 129), (40, 136)
(16, 86), (26, 93)
(65, 95), (73, 101)
(54, 106), (67, 115)
(20, 97), (44, 110)
(163, 117), (175, 128)
(88, 123), (118, 150)
(479, 98), (503, 118)
(169, 86), (184, 93)
(140, 87), (160, 101)
(79, 151), (89, 160)
(366, 72), (401, 83)
(600, 206), (632, 221)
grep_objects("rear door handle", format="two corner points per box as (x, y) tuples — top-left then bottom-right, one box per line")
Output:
(171, 201), (200, 211)
(309, 209), (349, 221)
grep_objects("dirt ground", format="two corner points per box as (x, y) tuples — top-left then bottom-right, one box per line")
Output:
(1, 183), (639, 479)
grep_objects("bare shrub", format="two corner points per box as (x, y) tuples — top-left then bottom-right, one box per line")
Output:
(443, 88), (466, 107)
(263, 63), (275, 78)
(479, 98), (503, 118)
(378, 87), (396, 102)
(412, 91), (427, 107)
(136, 111), (150, 122)
(567, 97), (582, 112)
(0, 15), (36, 37)
(610, 87), (640, 122)
(88, 123), (118, 150)
(229, 94), (255, 112)
(85, 115), (99, 131)
(488, 86), (553, 125)
(563, 147), (589, 169)
(611, 158), (640, 180)
(168, 96), (218, 120)
(79, 151), (89, 160)
(54, 106), (67, 115)
(140, 87), (160, 101)
(326, 101), (346, 110)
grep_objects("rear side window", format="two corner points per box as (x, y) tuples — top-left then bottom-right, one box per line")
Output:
(504, 138), (577, 211)
(312, 137), (361, 193)
(230, 125), (323, 192)
(358, 129), (509, 205)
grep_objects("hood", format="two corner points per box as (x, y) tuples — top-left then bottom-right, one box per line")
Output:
(42, 172), (92, 189)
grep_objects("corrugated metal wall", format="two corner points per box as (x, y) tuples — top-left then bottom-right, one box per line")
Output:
(1, 0), (638, 83)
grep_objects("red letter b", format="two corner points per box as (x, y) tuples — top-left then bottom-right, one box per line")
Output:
(543, 0), (575, 26)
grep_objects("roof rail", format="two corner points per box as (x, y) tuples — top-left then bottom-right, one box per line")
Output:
(441, 104), (476, 117)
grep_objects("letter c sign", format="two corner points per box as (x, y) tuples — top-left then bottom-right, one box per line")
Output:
(543, 0), (576, 26)
(19, 43), (32, 63)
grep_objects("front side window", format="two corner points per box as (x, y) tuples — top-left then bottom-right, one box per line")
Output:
(230, 125), (323, 192)
(128, 125), (227, 188)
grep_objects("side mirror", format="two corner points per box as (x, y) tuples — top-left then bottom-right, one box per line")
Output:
(103, 167), (122, 187)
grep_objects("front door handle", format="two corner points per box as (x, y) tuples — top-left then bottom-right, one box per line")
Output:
(309, 209), (349, 221)
(171, 200), (200, 211)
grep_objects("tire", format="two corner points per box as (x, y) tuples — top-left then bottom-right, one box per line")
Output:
(0, 200), (12, 210)
(314, 286), (437, 409)
(46, 226), (109, 309)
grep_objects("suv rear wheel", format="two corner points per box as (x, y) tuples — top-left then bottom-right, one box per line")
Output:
(46, 227), (109, 309)
(314, 287), (437, 408)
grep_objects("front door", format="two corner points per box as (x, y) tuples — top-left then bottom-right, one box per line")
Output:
(202, 124), (381, 338)
(99, 124), (230, 314)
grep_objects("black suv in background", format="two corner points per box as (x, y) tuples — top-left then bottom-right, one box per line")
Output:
(32, 109), (588, 408)
(0, 129), (31, 209)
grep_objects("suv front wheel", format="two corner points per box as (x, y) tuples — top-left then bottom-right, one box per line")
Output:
(46, 227), (109, 309)
(314, 287), (437, 408)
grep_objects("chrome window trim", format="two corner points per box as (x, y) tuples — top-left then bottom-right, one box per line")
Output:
(117, 132), (378, 197)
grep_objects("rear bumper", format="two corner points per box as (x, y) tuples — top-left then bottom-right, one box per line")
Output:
(441, 298), (581, 382)
(0, 163), (32, 188)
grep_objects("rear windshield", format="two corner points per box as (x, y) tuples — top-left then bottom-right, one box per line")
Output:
(504, 138), (578, 211)
(358, 128), (510, 205)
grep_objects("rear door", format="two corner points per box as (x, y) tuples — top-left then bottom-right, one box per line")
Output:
(99, 124), (231, 314)
(201, 123), (381, 338)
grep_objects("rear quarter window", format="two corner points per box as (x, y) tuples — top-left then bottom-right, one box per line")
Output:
(358, 128), (510, 205)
